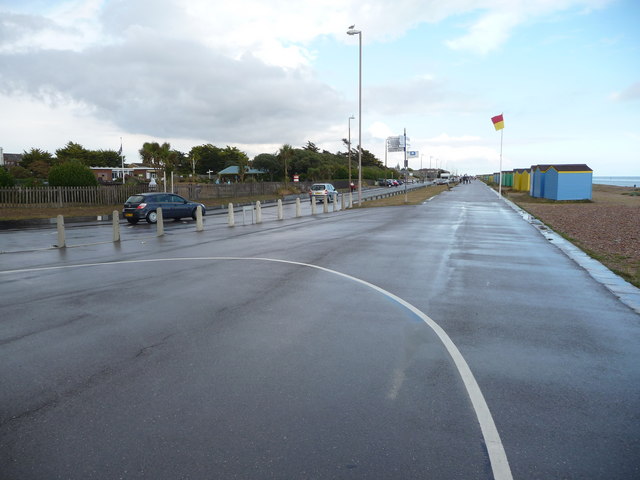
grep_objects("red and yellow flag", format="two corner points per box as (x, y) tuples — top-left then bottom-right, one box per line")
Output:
(491, 114), (504, 131)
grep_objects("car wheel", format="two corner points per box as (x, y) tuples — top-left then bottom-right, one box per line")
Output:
(126, 218), (138, 225)
(146, 211), (158, 224)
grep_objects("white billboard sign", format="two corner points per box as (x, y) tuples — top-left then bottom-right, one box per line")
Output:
(387, 136), (410, 152)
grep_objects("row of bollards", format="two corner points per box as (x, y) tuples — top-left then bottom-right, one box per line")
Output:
(54, 205), (205, 248)
(226, 194), (348, 227)
(53, 195), (350, 248)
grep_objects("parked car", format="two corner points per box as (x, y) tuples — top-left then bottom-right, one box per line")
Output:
(123, 192), (206, 224)
(309, 183), (338, 203)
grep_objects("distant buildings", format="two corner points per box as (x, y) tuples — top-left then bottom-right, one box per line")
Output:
(0, 148), (22, 168)
(90, 165), (158, 183)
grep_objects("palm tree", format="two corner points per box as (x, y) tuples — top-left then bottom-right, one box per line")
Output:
(139, 142), (176, 189)
(277, 144), (294, 186)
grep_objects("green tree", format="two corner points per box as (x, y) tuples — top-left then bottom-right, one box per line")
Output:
(29, 160), (53, 179)
(139, 142), (179, 186)
(20, 148), (55, 172)
(189, 144), (226, 175)
(56, 141), (92, 165)
(277, 144), (295, 186)
(303, 141), (319, 152)
(90, 149), (122, 168)
(9, 165), (32, 179)
(252, 153), (279, 181)
(221, 146), (250, 182)
(0, 167), (15, 187)
(48, 160), (98, 186)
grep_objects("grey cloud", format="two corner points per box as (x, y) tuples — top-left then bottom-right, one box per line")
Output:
(0, 33), (347, 145)
(0, 11), (59, 46)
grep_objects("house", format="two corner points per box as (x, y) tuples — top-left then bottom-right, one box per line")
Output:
(217, 165), (266, 183)
(0, 149), (23, 168)
(530, 164), (592, 201)
(90, 166), (158, 183)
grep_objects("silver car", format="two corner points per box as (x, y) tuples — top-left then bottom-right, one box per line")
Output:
(309, 183), (338, 203)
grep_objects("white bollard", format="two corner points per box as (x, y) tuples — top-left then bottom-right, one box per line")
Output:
(196, 205), (204, 231)
(333, 195), (338, 212)
(349, 192), (353, 209)
(277, 199), (284, 220)
(112, 210), (120, 242)
(323, 195), (328, 213)
(56, 214), (65, 248)
(256, 201), (262, 223)
(295, 198), (301, 217)
(156, 208), (164, 236)
(311, 198), (316, 215)
(341, 193), (345, 211)
(228, 203), (235, 226)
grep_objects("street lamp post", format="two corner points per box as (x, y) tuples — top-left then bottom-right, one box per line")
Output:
(348, 115), (355, 206)
(347, 25), (362, 206)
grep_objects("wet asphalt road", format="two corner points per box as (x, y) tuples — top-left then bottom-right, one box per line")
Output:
(1, 181), (638, 479)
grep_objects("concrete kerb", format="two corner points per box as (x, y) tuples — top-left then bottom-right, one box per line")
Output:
(493, 187), (640, 315)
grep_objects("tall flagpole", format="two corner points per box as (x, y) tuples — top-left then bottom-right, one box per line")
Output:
(498, 125), (503, 196)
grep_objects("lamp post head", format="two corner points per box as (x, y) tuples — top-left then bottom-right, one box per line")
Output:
(347, 26), (361, 35)
(349, 115), (355, 120)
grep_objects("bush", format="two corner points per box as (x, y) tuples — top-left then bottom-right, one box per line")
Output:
(0, 167), (15, 187)
(48, 160), (98, 186)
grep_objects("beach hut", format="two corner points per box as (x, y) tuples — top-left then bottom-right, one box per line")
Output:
(530, 164), (592, 200)
(545, 164), (593, 200)
(530, 165), (550, 198)
(501, 171), (514, 188)
(513, 168), (530, 192)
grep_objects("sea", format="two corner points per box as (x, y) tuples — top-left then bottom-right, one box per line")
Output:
(592, 176), (640, 187)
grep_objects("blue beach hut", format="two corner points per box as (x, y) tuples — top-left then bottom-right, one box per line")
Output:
(530, 164), (592, 200)
(530, 165), (552, 198)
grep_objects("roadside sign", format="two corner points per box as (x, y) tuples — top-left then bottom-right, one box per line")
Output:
(387, 136), (410, 152)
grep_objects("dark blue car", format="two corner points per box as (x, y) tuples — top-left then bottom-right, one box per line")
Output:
(123, 192), (206, 224)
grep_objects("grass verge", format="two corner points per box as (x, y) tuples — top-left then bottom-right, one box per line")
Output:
(359, 184), (450, 207)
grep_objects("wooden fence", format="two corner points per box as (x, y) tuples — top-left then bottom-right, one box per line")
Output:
(0, 182), (314, 208)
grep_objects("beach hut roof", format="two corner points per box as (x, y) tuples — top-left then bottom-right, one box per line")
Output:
(551, 164), (592, 172)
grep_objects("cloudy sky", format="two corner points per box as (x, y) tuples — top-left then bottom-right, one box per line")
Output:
(1, 0), (638, 175)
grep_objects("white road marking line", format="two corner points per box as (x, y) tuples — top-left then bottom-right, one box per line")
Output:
(1, 256), (513, 480)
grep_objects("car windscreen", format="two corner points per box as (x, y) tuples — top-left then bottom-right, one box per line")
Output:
(311, 185), (326, 191)
(125, 195), (146, 204)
